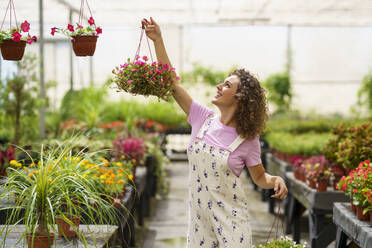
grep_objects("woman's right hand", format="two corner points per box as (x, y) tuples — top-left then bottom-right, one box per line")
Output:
(142, 17), (162, 42)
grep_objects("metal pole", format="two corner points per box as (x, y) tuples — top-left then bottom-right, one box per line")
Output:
(286, 24), (292, 74)
(39, 0), (45, 138)
(69, 9), (74, 90)
(89, 56), (93, 86)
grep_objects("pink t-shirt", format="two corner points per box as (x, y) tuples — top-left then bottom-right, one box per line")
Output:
(187, 101), (262, 177)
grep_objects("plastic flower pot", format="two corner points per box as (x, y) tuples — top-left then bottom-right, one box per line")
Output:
(307, 179), (316, 189)
(71, 35), (97, 56)
(351, 200), (356, 213)
(56, 215), (80, 238)
(316, 180), (328, 192)
(26, 233), (55, 248)
(0, 40), (26, 61)
(356, 206), (369, 221)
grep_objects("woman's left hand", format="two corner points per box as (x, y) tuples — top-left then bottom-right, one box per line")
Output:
(271, 177), (288, 200)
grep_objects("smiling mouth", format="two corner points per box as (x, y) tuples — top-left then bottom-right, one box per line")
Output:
(214, 92), (222, 98)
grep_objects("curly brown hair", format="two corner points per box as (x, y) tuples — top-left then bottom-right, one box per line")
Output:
(231, 68), (269, 141)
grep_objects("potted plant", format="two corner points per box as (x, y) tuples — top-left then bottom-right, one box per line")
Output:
(0, 141), (119, 247)
(338, 160), (372, 220)
(0, 20), (37, 60)
(51, 17), (101, 56)
(254, 236), (306, 248)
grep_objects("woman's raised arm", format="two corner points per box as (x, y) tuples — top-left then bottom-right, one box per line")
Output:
(142, 17), (192, 115)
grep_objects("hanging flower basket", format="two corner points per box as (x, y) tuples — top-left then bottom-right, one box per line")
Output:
(51, 0), (101, 57)
(112, 25), (179, 101)
(0, 0), (37, 60)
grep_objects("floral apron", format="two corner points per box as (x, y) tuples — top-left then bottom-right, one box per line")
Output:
(186, 115), (252, 248)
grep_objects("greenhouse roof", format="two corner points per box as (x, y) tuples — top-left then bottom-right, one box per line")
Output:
(1, 0), (372, 27)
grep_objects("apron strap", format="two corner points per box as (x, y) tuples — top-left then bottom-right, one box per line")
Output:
(196, 114), (215, 139)
(227, 135), (245, 153)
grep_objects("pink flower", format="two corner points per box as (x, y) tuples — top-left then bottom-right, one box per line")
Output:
(151, 62), (157, 66)
(67, 24), (74, 32)
(32, 36), (37, 42)
(135, 55), (140, 60)
(144, 67), (148, 70)
(160, 82), (165, 86)
(149, 71), (153, 75)
(176, 76), (181, 80)
(118, 71), (123, 74)
(12, 32), (21, 42)
(163, 64), (170, 70)
(120, 63), (129, 68)
(134, 61), (140, 65)
(132, 68), (137, 71)
(51, 27), (57, 36)
(143, 75), (147, 78)
(96, 27), (102, 34)
(127, 80), (132, 84)
(158, 62), (162, 66)
(88, 17), (95, 25)
(21, 21), (30, 32)
(171, 67), (175, 71)
(27, 39), (32, 44)
(142, 56), (148, 61)
(156, 69), (161, 74)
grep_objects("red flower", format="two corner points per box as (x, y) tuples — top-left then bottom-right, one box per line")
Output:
(12, 32), (22, 42)
(20, 21), (30, 32)
(32, 36), (37, 42)
(353, 189), (358, 194)
(96, 27), (102, 34)
(27, 35), (32, 44)
(67, 24), (74, 32)
(88, 17), (95, 25)
(51, 27), (57, 36)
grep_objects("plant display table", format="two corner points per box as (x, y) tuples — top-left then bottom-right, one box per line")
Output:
(333, 203), (372, 248)
(0, 225), (118, 247)
(286, 172), (349, 248)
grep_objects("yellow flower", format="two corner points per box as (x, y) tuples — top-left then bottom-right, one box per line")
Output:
(9, 160), (17, 165)
(48, 179), (52, 183)
(115, 162), (122, 167)
(82, 174), (88, 178)
(106, 179), (114, 185)
(99, 168), (107, 174)
(38, 161), (41, 166)
(110, 174), (116, 179)
(28, 173), (33, 178)
(118, 179), (124, 184)
(121, 155), (126, 159)
(117, 168), (123, 173)
(23, 166), (28, 172)
(15, 163), (22, 168)
(104, 163), (109, 167)
(29, 163), (35, 168)
(132, 159), (136, 164)
(128, 174), (134, 181)
(100, 175), (107, 180)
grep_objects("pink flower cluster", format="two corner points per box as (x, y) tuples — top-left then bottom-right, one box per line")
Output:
(112, 136), (147, 162)
(51, 16), (102, 37)
(5, 20), (37, 44)
(113, 55), (180, 101)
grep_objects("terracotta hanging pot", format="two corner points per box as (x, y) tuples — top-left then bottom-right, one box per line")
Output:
(56, 215), (80, 238)
(26, 233), (55, 248)
(71, 35), (97, 56)
(0, 40), (26, 60)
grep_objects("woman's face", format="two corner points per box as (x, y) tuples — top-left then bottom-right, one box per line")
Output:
(212, 75), (240, 108)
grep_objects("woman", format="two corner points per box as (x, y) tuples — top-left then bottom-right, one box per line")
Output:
(142, 17), (288, 248)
